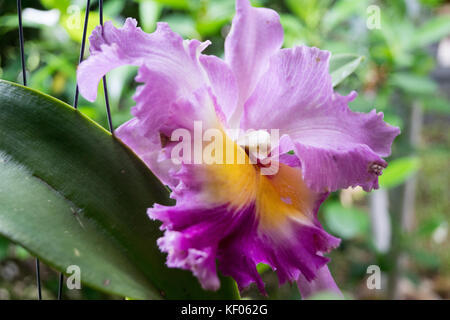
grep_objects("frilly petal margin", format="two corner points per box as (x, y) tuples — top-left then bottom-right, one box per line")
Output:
(148, 163), (341, 296)
(242, 46), (400, 192)
(78, 19), (207, 103)
(77, 18), (237, 145)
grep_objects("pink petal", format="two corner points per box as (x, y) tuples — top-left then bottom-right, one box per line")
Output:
(78, 19), (206, 103)
(224, 0), (284, 125)
(242, 46), (400, 192)
(200, 55), (239, 123)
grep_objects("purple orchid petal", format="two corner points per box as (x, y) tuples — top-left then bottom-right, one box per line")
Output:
(225, 0), (284, 125)
(78, 19), (207, 103)
(297, 265), (343, 299)
(149, 163), (340, 294)
(115, 118), (181, 187)
(200, 55), (239, 123)
(242, 46), (400, 192)
(78, 19), (235, 143)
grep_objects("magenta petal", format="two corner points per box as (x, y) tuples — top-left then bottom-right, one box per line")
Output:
(225, 0), (283, 123)
(149, 199), (341, 294)
(148, 161), (341, 294)
(242, 46), (400, 192)
(297, 265), (343, 299)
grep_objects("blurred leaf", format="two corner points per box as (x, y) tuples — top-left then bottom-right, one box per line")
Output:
(0, 236), (8, 261)
(196, 0), (234, 37)
(40, 0), (70, 12)
(14, 246), (31, 260)
(161, 14), (199, 38)
(153, 0), (190, 10)
(422, 95), (450, 114)
(137, 0), (162, 32)
(307, 291), (345, 300)
(417, 216), (446, 237)
(390, 72), (437, 95)
(280, 14), (307, 47)
(61, 11), (101, 44)
(103, 0), (127, 17)
(322, 0), (366, 33)
(411, 15), (450, 49)
(323, 202), (369, 239)
(330, 54), (364, 87)
(286, 0), (331, 29)
(379, 156), (420, 189)
(0, 80), (239, 300)
(410, 248), (440, 269)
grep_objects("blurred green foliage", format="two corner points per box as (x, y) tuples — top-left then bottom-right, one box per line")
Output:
(0, 0), (449, 299)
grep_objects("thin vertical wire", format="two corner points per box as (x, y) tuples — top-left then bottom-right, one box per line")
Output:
(99, 0), (114, 134)
(73, 0), (91, 109)
(17, 0), (26, 86)
(57, 272), (63, 300)
(17, 0), (42, 300)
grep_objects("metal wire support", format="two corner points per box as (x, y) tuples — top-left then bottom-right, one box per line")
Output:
(57, 272), (64, 300)
(73, 0), (91, 109)
(17, 0), (42, 300)
(99, 0), (114, 134)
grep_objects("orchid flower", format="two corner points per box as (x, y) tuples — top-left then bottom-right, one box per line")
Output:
(77, 0), (399, 298)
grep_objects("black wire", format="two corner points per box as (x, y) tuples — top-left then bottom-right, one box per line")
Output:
(57, 272), (64, 300)
(17, 0), (26, 86)
(73, 0), (91, 109)
(99, 0), (114, 134)
(35, 258), (42, 300)
(17, 0), (42, 300)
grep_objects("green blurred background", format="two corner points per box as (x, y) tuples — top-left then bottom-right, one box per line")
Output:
(0, 0), (449, 300)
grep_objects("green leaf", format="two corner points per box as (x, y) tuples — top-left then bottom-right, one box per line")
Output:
(390, 73), (437, 95)
(61, 11), (102, 44)
(306, 291), (345, 300)
(421, 96), (450, 114)
(196, 0), (235, 37)
(153, 0), (190, 10)
(0, 80), (238, 300)
(161, 14), (199, 39)
(411, 16), (450, 49)
(330, 54), (364, 87)
(379, 156), (420, 189)
(323, 202), (369, 240)
(0, 235), (9, 261)
(40, 0), (70, 12)
(136, 0), (162, 33)
(322, 0), (367, 34)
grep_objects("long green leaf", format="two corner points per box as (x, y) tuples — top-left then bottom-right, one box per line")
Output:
(0, 80), (238, 300)
(411, 16), (450, 49)
(330, 54), (364, 87)
(379, 156), (420, 189)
